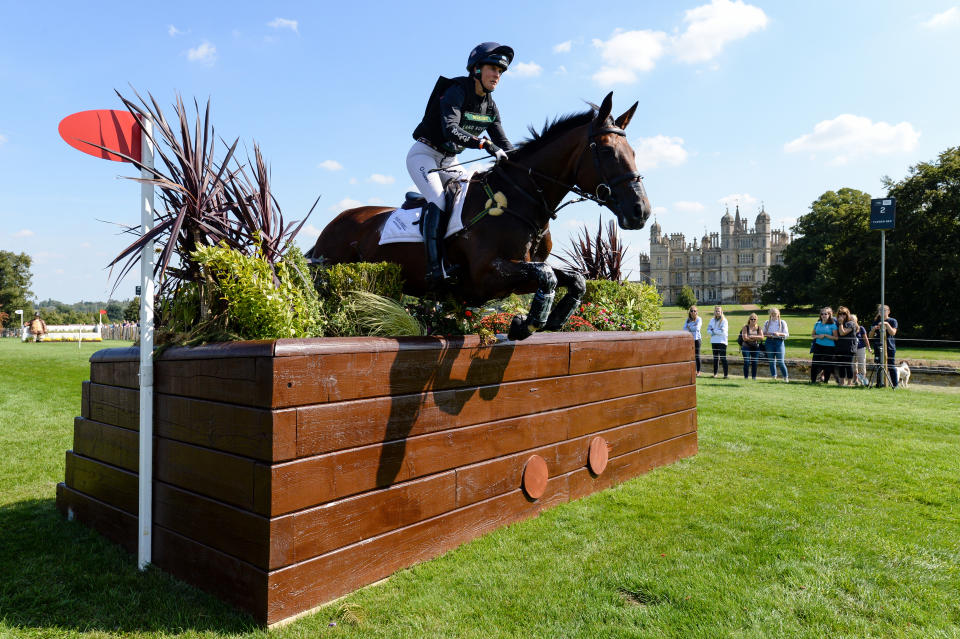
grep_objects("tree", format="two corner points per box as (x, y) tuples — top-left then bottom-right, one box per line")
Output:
(0, 251), (33, 316)
(676, 285), (697, 309)
(124, 297), (140, 322)
(882, 146), (960, 339)
(759, 188), (876, 314)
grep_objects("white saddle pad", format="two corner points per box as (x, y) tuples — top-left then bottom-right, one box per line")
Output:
(379, 172), (474, 245)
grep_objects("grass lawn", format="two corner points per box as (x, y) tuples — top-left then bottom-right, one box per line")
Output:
(662, 305), (960, 366)
(1, 337), (959, 638)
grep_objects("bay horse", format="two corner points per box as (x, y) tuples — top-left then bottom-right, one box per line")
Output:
(307, 92), (651, 340)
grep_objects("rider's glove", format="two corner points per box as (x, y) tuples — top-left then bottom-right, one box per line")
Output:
(481, 139), (508, 163)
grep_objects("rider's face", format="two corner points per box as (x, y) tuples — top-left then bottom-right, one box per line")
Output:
(479, 64), (502, 91)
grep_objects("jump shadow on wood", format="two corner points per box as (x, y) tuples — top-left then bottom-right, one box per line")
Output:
(376, 336), (516, 487)
(0, 498), (256, 633)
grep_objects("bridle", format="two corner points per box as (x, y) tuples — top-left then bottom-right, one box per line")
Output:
(484, 120), (644, 226)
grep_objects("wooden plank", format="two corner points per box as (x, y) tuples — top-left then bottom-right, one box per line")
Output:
(154, 356), (274, 407)
(273, 400), (585, 515)
(90, 360), (139, 389)
(455, 408), (697, 507)
(55, 482), (137, 554)
(569, 331), (692, 374)
(289, 471), (457, 563)
(642, 362), (696, 393)
(568, 432), (698, 502)
(64, 451), (138, 514)
(273, 341), (570, 408)
(153, 481), (280, 570)
(565, 385), (696, 439)
(266, 475), (571, 625)
(296, 366), (647, 457)
(154, 439), (262, 512)
(87, 383), (139, 430)
(152, 525), (269, 623)
(73, 417), (139, 471)
(81, 381), (91, 420)
(156, 394), (296, 462)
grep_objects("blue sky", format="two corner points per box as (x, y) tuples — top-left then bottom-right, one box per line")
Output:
(1, 1), (958, 303)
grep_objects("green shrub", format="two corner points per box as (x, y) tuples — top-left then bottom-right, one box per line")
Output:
(188, 244), (325, 339)
(348, 291), (424, 336)
(311, 262), (404, 301)
(582, 280), (662, 332)
(677, 285), (697, 309)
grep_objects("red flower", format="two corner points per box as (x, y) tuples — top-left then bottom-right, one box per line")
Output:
(465, 310), (472, 317)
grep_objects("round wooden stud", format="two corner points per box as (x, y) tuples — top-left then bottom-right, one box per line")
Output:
(522, 455), (549, 499)
(588, 436), (609, 475)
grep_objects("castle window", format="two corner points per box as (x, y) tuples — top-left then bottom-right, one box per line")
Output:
(657, 256), (663, 266)
(707, 255), (717, 266)
(674, 257), (682, 266)
(674, 273), (683, 285)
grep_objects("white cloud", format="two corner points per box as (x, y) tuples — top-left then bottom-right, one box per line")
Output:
(653, 206), (668, 216)
(0, 133), (7, 146)
(784, 114), (920, 164)
(553, 40), (572, 53)
(555, 65), (568, 75)
(302, 224), (323, 238)
(633, 135), (688, 170)
(592, 29), (668, 84)
(672, 0), (768, 63)
(510, 61), (543, 78)
(267, 17), (299, 33)
(368, 174), (395, 185)
(187, 41), (216, 65)
(13, 229), (34, 238)
(719, 193), (758, 209)
(168, 25), (184, 37)
(674, 201), (705, 213)
(318, 160), (342, 171)
(330, 198), (364, 212)
(349, 177), (358, 185)
(922, 7), (960, 29)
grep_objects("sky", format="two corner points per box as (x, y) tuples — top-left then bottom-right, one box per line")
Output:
(1, 0), (958, 303)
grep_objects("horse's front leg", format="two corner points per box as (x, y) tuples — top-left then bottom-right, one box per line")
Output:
(488, 259), (557, 341)
(544, 268), (586, 331)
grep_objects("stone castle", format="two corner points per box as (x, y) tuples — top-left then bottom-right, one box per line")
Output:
(636, 204), (791, 305)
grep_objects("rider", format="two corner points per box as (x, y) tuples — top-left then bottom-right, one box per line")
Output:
(408, 42), (515, 288)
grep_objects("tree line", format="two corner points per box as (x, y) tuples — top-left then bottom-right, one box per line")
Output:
(760, 146), (960, 340)
(0, 251), (138, 329)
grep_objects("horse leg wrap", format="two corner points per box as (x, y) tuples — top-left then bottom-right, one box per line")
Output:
(544, 294), (581, 331)
(527, 289), (555, 330)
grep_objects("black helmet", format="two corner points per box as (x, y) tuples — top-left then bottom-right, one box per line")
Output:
(467, 42), (514, 75)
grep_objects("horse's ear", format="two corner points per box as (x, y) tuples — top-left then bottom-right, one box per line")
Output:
(615, 101), (639, 130)
(595, 92), (613, 124)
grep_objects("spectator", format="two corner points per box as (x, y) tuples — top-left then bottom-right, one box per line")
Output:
(763, 308), (790, 382)
(852, 314), (872, 386)
(739, 313), (764, 380)
(869, 304), (899, 388)
(707, 305), (729, 379)
(835, 306), (858, 386)
(25, 312), (47, 343)
(683, 306), (702, 377)
(810, 306), (838, 383)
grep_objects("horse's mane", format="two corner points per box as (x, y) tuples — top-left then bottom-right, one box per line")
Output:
(511, 107), (597, 160)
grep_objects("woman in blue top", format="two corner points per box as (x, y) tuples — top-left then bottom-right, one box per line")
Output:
(682, 306), (702, 376)
(810, 306), (838, 383)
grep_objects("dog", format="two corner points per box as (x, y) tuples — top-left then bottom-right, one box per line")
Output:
(897, 361), (911, 387)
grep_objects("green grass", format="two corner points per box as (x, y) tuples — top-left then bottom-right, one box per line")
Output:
(1, 338), (959, 638)
(662, 305), (960, 365)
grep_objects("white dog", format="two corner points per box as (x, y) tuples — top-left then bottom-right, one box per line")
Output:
(897, 361), (911, 387)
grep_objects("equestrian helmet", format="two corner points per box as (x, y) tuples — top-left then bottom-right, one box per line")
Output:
(467, 42), (514, 75)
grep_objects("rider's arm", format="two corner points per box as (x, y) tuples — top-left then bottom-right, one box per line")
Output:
(486, 102), (514, 152)
(440, 84), (483, 150)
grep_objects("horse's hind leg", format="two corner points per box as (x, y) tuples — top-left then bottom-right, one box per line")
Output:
(544, 269), (586, 331)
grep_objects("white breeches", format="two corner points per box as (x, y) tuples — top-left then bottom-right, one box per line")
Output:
(406, 141), (461, 208)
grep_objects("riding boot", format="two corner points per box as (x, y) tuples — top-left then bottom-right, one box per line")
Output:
(421, 202), (447, 289)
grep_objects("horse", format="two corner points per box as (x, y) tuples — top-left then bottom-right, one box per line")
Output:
(307, 92), (651, 341)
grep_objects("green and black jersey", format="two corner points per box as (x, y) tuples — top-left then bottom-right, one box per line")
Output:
(412, 76), (513, 155)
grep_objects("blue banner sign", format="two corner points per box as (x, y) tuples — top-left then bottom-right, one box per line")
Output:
(870, 198), (896, 230)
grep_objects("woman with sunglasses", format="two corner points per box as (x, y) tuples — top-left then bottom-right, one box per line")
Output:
(739, 313), (764, 380)
(683, 306), (702, 376)
(810, 306), (838, 383)
(763, 307), (790, 381)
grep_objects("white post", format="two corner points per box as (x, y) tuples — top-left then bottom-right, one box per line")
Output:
(880, 229), (888, 388)
(138, 117), (156, 569)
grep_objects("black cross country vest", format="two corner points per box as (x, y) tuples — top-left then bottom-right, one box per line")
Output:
(412, 76), (506, 155)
